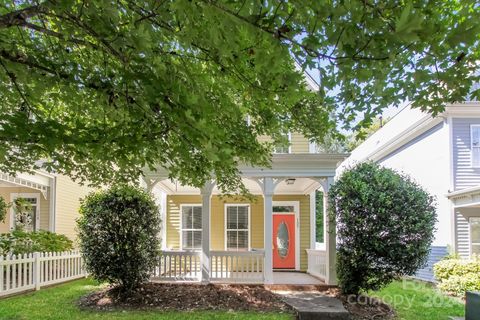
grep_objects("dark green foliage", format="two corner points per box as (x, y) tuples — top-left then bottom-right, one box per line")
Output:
(0, 196), (8, 223)
(77, 185), (161, 294)
(0, 1), (478, 192)
(0, 230), (73, 255)
(329, 162), (437, 295)
(315, 191), (324, 243)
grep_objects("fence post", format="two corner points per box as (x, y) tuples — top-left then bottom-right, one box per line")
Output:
(33, 252), (41, 291)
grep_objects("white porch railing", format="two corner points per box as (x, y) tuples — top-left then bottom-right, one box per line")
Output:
(210, 250), (264, 283)
(152, 250), (201, 281)
(0, 251), (85, 297)
(306, 249), (326, 281)
(153, 250), (265, 283)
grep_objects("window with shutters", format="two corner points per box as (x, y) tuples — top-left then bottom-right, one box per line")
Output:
(225, 205), (250, 251)
(181, 205), (202, 250)
(471, 125), (480, 167)
(470, 217), (480, 256)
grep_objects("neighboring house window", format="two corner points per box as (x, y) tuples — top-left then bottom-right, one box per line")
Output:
(274, 133), (291, 154)
(471, 125), (480, 167)
(10, 193), (40, 232)
(471, 217), (480, 256)
(225, 205), (249, 251)
(181, 205), (202, 250)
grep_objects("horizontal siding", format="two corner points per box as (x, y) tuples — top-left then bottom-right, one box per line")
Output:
(413, 246), (448, 282)
(0, 187), (50, 233)
(166, 194), (311, 271)
(290, 132), (309, 153)
(258, 132), (310, 154)
(455, 211), (470, 258)
(452, 118), (480, 190)
(54, 175), (92, 240)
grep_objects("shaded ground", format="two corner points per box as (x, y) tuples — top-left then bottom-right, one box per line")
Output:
(79, 282), (292, 313)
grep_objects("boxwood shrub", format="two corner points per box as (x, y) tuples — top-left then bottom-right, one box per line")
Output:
(434, 257), (480, 296)
(329, 162), (437, 295)
(0, 230), (73, 255)
(77, 185), (160, 294)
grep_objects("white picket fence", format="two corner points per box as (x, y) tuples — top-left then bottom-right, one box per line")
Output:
(0, 251), (85, 297)
(306, 249), (326, 281)
(152, 250), (265, 283)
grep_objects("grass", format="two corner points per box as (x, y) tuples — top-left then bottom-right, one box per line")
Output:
(0, 279), (293, 320)
(0, 278), (467, 320)
(370, 279), (465, 320)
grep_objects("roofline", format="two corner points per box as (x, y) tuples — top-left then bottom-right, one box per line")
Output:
(348, 101), (480, 163)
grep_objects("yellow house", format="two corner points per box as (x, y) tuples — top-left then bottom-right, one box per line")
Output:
(144, 133), (348, 285)
(0, 171), (91, 241)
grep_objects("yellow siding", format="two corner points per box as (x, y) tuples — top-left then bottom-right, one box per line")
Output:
(258, 132), (310, 154)
(0, 187), (50, 233)
(166, 194), (311, 271)
(54, 175), (92, 241)
(290, 132), (309, 153)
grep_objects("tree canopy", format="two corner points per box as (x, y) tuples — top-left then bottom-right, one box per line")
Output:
(0, 0), (478, 191)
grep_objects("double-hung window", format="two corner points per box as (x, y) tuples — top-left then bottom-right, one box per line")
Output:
(181, 205), (202, 250)
(471, 125), (480, 167)
(226, 205), (249, 251)
(470, 217), (480, 256)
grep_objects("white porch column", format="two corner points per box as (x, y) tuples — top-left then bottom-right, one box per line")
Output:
(201, 181), (214, 283)
(323, 177), (337, 285)
(263, 177), (274, 284)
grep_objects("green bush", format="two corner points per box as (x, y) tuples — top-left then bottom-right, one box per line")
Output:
(0, 196), (8, 223)
(434, 257), (480, 296)
(77, 185), (161, 294)
(0, 230), (73, 255)
(329, 162), (437, 295)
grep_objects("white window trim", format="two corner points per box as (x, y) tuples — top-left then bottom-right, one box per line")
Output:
(469, 216), (480, 257)
(274, 132), (291, 154)
(9, 193), (41, 231)
(179, 203), (202, 251)
(224, 204), (251, 251)
(470, 124), (480, 168)
(273, 201), (300, 271)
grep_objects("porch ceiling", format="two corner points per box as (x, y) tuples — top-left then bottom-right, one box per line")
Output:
(146, 153), (347, 195)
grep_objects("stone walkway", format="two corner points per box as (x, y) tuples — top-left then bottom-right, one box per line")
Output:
(277, 291), (350, 320)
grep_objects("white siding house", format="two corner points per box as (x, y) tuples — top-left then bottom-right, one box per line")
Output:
(338, 102), (480, 281)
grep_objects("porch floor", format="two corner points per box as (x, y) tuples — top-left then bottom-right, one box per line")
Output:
(272, 272), (324, 285)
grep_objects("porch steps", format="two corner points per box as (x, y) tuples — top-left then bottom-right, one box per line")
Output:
(277, 292), (350, 320)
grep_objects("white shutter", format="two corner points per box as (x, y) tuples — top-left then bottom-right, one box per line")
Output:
(226, 205), (249, 251)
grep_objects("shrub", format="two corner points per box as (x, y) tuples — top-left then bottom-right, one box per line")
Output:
(434, 257), (480, 296)
(0, 196), (8, 223)
(329, 162), (437, 295)
(0, 230), (73, 255)
(77, 185), (161, 294)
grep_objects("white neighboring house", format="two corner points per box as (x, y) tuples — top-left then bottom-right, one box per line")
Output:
(338, 102), (480, 282)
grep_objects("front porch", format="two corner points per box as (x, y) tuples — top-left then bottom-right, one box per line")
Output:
(144, 154), (346, 285)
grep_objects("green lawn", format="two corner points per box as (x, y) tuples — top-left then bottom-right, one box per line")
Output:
(0, 279), (292, 320)
(371, 280), (465, 320)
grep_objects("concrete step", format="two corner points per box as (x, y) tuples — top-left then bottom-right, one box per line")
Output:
(279, 292), (350, 320)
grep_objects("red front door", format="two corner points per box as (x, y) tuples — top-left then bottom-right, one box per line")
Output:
(273, 214), (295, 269)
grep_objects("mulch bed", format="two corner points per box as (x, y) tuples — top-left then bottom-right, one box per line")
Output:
(78, 282), (293, 313)
(79, 282), (395, 319)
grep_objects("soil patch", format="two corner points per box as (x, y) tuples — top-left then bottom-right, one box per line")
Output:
(78, 282), (292, 313)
